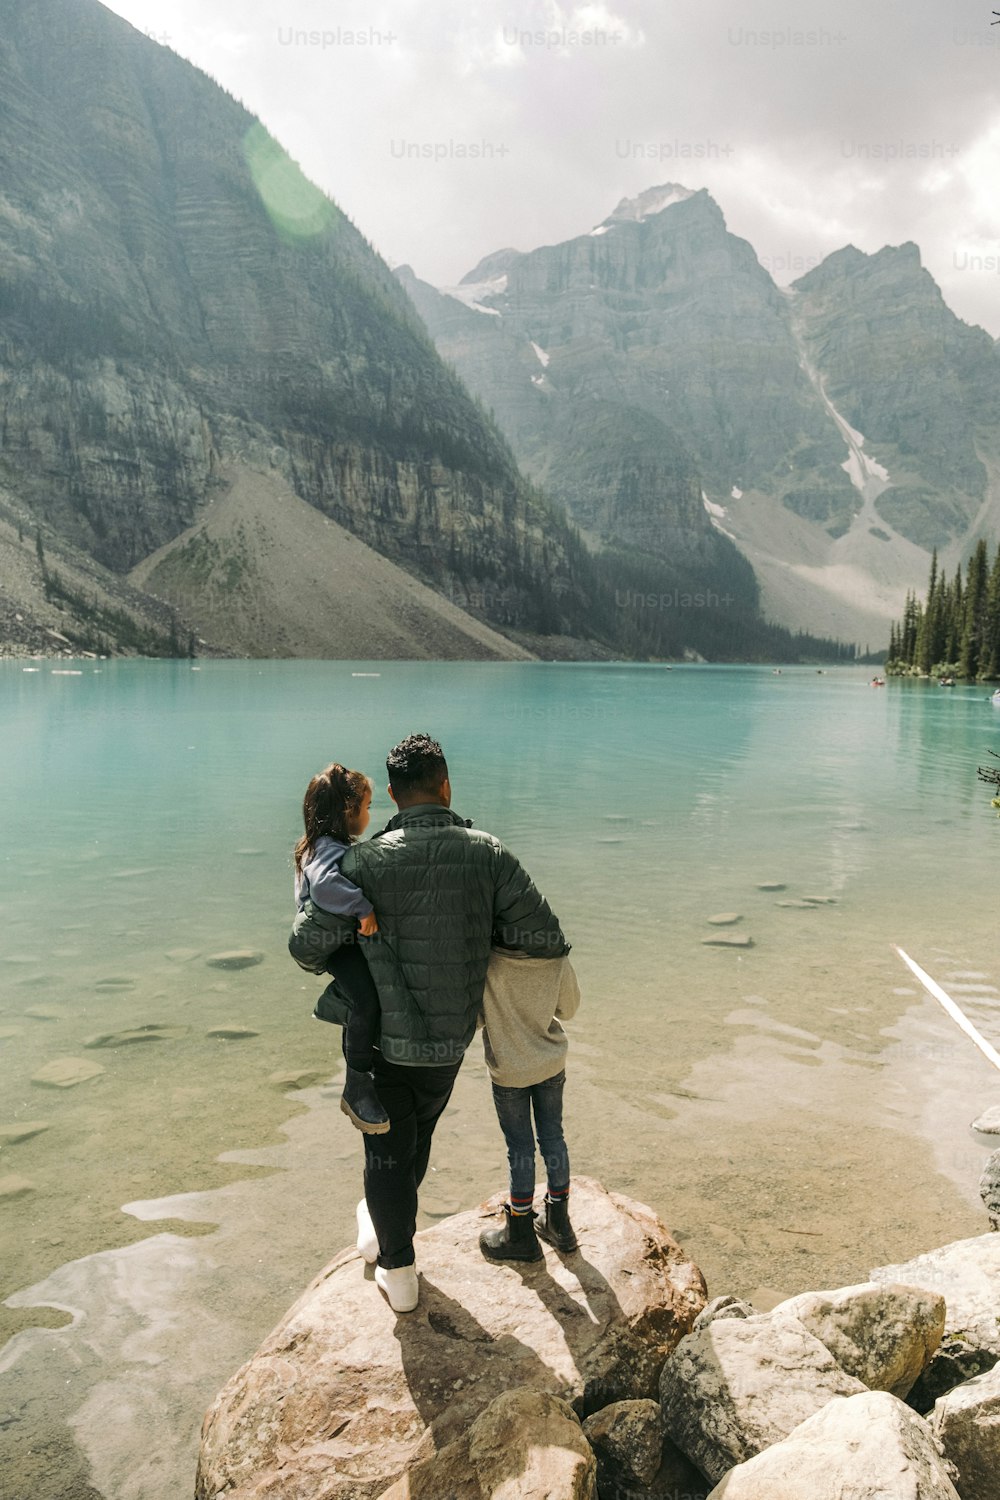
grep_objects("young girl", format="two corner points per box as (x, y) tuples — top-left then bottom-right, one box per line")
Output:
(478, 944), (581, 1261)
(293, 763), (389, 1135)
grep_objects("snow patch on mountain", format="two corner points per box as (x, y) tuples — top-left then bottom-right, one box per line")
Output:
(731, 486), (743, 499)
(530, 341), (550, 367)
(441, 275), (508, 316)
(589, 224), (612, 236)
(607, 183), (695, 223)
(702, 489), (736, 539)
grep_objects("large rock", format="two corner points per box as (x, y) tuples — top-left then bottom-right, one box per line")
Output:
(930, 1363), (1000, 1500)
(873, 1237), (1000, 1358)
(770, 1281), (945, 1398)
(582, 1399), (664, 1488)
(196, 1179), (706, 1500)
(978, 1148), (1000, 1229)
(659, 1313), (867, 1484)
(377, 1390), (596, 1500)
(908, 1339), (999, 1414)
(705, 1390), (961, 1498)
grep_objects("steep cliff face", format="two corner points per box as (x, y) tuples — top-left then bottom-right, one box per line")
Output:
(0, 0), (590, 647)
(791, 245), (1000, 550)
(404, 184), (1000, 642)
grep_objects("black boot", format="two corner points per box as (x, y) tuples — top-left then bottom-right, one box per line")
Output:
(480, 1203), (544, 1262)
(340, 1066), (390, 1134)
(534, 1194), (578, 1253)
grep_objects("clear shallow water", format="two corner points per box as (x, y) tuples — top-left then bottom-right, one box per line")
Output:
(2, 659), (1000, 1498)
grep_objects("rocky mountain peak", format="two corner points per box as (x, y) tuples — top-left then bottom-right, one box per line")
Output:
(604, 183), (697, 224)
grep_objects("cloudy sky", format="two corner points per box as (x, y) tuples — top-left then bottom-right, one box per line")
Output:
(102, 0), (1000, 334)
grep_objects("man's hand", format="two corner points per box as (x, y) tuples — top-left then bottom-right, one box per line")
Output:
(359, 911), (379, 937)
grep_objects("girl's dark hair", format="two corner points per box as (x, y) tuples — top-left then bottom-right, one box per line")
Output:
(294, 764), (373, 874)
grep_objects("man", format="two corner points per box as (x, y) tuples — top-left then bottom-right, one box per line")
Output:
(315, 732), (568, 1312)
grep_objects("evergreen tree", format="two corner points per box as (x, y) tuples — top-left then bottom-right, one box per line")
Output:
(981, 545), (1000, 680)
(959, 539), (989, 680)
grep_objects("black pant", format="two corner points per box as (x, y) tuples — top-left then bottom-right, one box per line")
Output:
(363, 1050), (463, 1269)
(326, 943), (381, 1071)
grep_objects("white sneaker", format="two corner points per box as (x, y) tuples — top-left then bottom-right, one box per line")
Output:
(356, 1199), (378, 1264)
(375, 1263), (419, 1313)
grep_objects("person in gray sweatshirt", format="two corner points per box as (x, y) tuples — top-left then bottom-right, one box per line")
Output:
(478, 944), (581, 1261)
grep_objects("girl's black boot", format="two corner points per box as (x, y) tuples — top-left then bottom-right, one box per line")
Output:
(480, 1203), (544, 1262)
(340, 1067), (390, 1134)
(534, 1194), (578, 1252)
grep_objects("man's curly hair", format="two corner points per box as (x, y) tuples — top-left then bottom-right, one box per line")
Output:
(386, 733), (448, 799)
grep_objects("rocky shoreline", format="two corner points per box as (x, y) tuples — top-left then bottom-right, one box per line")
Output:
(195, 1159), (1000, 1499)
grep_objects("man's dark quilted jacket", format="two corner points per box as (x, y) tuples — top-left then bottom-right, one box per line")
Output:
(297, 803), (568, 1067)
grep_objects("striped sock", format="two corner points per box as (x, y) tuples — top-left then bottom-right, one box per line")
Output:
(547, 1185), (570, 1202)
(510, 1194), (534, 1217)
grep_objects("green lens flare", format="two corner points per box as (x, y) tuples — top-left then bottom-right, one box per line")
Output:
(242, 123), (334, 241)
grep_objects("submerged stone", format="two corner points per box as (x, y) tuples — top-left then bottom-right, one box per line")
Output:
(94, 977), (138, 989)
(207, 1026), (259, 1040)
(777, 899), (821, 909)
(706, 913), (742, 925)
(31, 1058), (105, 1088)
(206, 951), (265, 970)
(0, 1174), (35, 1200)
(0, 1122), (51, 1145)
(84, 1025), (190, 1048)
(756, 882), (786, 890)
(268, 1069), (328, 1090)
(702, 934), (754, 948)
(24, 1007), (66, 1021)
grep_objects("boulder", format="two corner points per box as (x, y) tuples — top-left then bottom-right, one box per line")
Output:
(907, 1339), (998, 1414)
(659, 1313), (867, 1483)
(971, 1105), (1000, 1135)
(205, 950), (264, 969)
(705, 1390), (961, 1498)
(377, 1390), (595, 1500)
(769, 1281), (945, 1398)
(469, 1390), (596, 1500)
(30, 1057), (104, 1088)
(692, 1296), (754, 1332)
(978, 1149), (1000, 1229)
(873, 1237), (1000, 1358)
(930, 1362), (1000, 1500)
(196, 1179), (706, 1500)
(582, 1398), (664, 1487)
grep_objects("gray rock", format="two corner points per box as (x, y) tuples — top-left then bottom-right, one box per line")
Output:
(971, 1105), (1000, 1135)
(872, 1237), (1000, 1358)
(84, 1024), (189, 1048)
(701, 934), (753, 948)
(706, 914), (742, 926)
(196, 1178), (706, 1500)
(770, 1281), (945, 1398)
(207, 1026), (259, 1040)
(907, 1339), (999, 1414)
(930, 1362), (1000, 1500)
(705, 1390), (961, 1498)
(470, 1390), (596, 1500)
(0, 1174), (35, 1200)
(978, 1148), (1000, 1229)
(205, 951), (265, 970)
(582, 1398), (664, 1487)
(31, 1057), (105, 1088)
(692, 1296), (755, 1332)
(0, 1121), (50, 1145)
(776, 899), (821, 909)
(756, 882), (786, 891)
(659, 1313), (867, 1484)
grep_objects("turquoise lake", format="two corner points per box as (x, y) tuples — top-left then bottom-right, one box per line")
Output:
(2, 658), (1000, 1498)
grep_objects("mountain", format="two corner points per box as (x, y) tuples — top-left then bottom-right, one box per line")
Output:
(0, 5), (848, 663)
(402, 186), (1000, 643)
(0, 0), (597, 658)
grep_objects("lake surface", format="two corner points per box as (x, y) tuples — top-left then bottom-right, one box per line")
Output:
(2, 658), (1000, 1498)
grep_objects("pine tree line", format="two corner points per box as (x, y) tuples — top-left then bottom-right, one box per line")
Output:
(887, 540), (1000, 680)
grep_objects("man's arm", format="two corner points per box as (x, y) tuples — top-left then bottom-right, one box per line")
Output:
(492, 845), (569, 955)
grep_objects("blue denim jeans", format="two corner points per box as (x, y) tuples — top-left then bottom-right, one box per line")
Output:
(491, 1069), (570, 1203)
